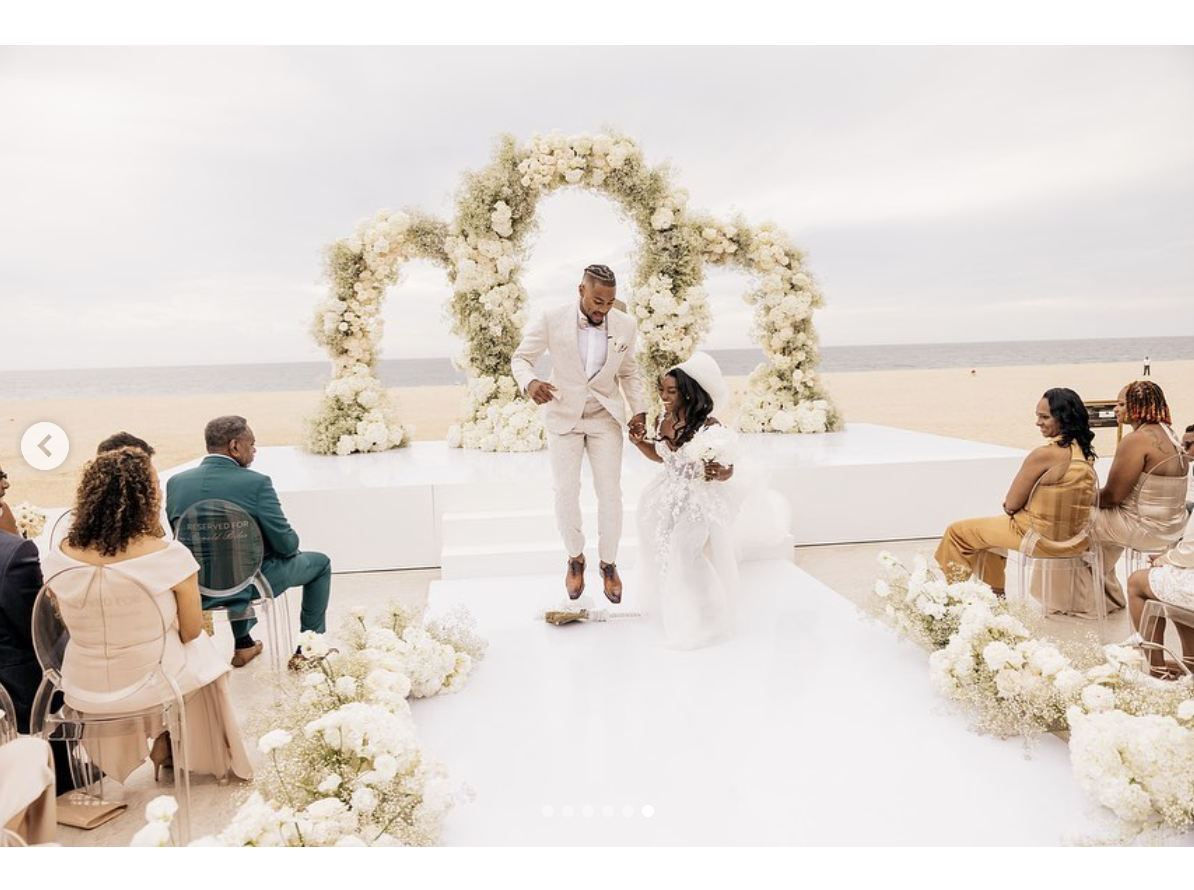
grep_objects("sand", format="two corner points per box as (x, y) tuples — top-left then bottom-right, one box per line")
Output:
(4, 360), (1191, 510)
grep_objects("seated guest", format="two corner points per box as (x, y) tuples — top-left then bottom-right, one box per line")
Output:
(1126, 528), (1194, 678)
(166, 416), (332, 670)
(936, 388), (1097, 595)
(1092, 381), (1189, 610)
(0, 459), (92, 794)
(97, 431), (155, 457)
(0, 459), (44, 737)
(41, 447), (252, 783)
(0, 463), (17, 537)
(1183, 424), (1194, 515)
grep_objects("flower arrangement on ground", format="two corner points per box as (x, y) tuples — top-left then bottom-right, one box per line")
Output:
(873, 552), (1194, 837)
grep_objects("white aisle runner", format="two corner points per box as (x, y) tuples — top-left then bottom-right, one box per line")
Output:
(412, 561), (1115, 845)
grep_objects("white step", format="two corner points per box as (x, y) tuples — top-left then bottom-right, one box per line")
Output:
(440, 506), (639, 549)
(440, 539), (640, 580)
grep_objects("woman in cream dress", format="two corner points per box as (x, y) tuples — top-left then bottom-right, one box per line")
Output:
(40, 447), (251, 784)
(1127, 529), (1194, 677)
(1093, 381), (1190, 611)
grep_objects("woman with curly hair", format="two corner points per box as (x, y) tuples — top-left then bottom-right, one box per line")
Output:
(936, 388), (1098, 597)
(40, 447), (251, 784)
(1093, 380), (1190, 610)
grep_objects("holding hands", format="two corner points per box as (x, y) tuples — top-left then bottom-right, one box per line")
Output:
(627, 412), (648, 444)
(704, 461), (733, 483)
(527, 380), (558, 405)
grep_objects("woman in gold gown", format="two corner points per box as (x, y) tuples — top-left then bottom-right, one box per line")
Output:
(936, 388), (1097, 596)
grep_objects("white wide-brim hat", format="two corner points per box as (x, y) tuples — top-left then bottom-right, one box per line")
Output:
(671, 351), (729, 414)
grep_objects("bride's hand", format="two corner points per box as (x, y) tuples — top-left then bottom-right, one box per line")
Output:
(704, 461), (732, 482)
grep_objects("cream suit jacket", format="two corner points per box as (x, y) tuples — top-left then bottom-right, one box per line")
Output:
(511, 304), (648, 435)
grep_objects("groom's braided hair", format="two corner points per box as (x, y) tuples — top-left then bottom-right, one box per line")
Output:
(582, 264), (616, 286)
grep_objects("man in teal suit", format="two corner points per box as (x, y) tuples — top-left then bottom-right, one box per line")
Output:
(166, 415), (332, 669)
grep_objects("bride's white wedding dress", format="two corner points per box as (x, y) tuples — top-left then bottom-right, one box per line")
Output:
(637, 427), (742, 649)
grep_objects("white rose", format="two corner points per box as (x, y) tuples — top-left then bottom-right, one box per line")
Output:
(1177, 700), (1194, 721)
(145, 795), (179, 823)
(130, 821), (172, 847)
(317, 775), (343, 794)
(770, 410), (795, 433)
(351, 787), (379, 813)
(650, 207), (675, 230)
(258, 729), (293, 755)
(1081, 684), (1115, 712)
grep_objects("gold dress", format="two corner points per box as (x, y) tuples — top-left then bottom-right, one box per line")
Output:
(935, 442), (1095, 592)
(1093, 471), (1189, 608)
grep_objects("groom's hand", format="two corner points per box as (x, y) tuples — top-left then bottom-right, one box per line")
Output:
(528, 380), (557, 404)
(628, 412), (647, 438)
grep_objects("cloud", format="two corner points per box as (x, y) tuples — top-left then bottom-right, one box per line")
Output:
(1, 46), (1192, 370)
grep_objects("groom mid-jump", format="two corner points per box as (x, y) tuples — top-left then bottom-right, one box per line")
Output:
(512, 263), (647, 603)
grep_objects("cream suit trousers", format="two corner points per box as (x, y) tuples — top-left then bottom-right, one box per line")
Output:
(549, 397), (625, 563)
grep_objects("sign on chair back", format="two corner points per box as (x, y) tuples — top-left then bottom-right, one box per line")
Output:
(174, 499), (291, 675)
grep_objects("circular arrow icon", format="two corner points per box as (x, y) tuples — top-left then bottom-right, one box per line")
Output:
(21, 421), (70, 471)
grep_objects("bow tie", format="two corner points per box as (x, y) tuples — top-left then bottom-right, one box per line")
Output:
(578, 316), (606, 331)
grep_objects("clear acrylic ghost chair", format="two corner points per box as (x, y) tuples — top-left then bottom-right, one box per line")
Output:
(174, 499), (292, 676)
(1, 680), (58, 846)
(1122, 450), (1191, 576)
(28, 567), (192, 844)
(0, 681), (15, 743)
(48, 509), (73, 550)
(1004, 460), (1106, 627)
(1138, 597), (1194, 679)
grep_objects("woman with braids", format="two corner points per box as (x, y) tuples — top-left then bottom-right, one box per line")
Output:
(936, 388), (1098, 597)
(1092, 381), (1190, 610)
(630, 353), (740, 648)
(41, 447), (251, 784)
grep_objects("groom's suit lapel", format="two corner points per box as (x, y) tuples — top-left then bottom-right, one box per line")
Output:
(589, 311), (626, 386)
(555, 304), (586, 379)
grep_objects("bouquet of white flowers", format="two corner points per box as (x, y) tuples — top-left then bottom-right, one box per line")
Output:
(13, 502), (46, 540)
(686, 424), (738, 469)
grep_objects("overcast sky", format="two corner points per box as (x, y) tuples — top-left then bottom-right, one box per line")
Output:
(1, 45), (1192, 371)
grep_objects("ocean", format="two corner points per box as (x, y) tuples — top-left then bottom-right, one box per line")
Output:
(2, 336), (1191, 401)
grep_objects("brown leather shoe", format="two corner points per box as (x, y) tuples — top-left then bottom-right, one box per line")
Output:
(231, 641), (263, 668)
(566, 554), (586, 600)
(600, 561), (622, 604)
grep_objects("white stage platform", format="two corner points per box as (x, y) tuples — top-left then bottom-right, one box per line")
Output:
(412, 560), (1131, 845)
(161, 424), (1027, 575)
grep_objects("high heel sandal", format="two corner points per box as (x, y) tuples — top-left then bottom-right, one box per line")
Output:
(150, 732), (174, 781)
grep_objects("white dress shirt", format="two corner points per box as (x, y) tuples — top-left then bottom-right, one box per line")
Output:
(577, 307), (608, 380)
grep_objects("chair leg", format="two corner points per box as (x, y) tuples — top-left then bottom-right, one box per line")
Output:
(166, 705), (191, 845)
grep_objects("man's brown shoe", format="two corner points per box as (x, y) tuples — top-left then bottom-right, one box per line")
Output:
(231, 641), (263, 668)
(600, 562), (622, 604)
(566, 555), (586, 600)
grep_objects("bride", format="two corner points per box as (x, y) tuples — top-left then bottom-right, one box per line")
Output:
(630, 352), (741, 649)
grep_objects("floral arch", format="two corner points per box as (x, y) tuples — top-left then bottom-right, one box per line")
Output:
(304, 130), (841, 456)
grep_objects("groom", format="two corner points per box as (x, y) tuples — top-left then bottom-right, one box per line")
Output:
(512, 263), (647, 603)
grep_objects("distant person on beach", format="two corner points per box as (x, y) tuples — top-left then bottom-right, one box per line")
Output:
(1143, 355), (1151, 376)
(166, 415), (332, 670)
(936, 388), (1097, 597)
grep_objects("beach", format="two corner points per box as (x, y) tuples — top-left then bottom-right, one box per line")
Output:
(5, 359), (1192, 510)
